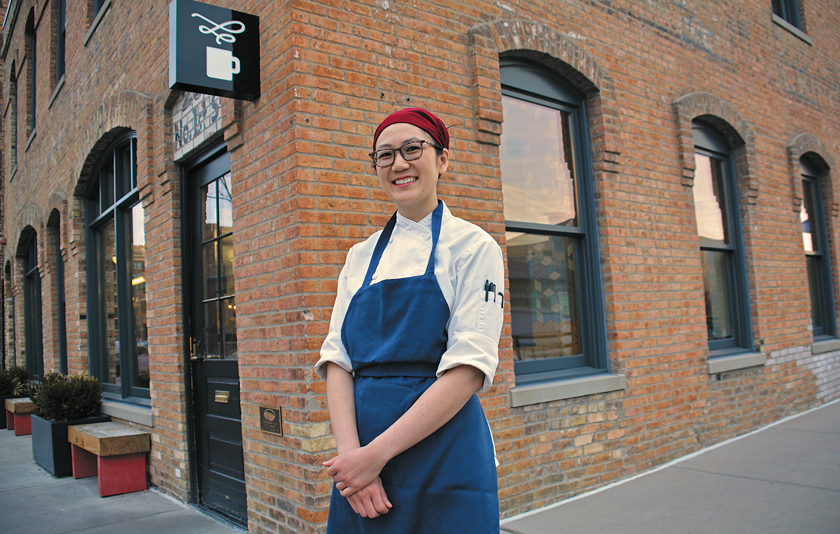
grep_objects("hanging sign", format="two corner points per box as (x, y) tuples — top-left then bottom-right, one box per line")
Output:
(168, 0), (260, 101)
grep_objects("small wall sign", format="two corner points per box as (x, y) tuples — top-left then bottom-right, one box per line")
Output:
(259, 405), (283, 436)
(169, 0), (260, 101)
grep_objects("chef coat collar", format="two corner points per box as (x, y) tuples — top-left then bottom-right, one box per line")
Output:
(395, 202), (452, 242)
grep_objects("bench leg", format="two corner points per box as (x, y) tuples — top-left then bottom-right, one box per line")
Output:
(71, 444), (98, 479)
(13, 413), (31, 436)
(5, 410), (13, 430)
(97, 453), (147, 497)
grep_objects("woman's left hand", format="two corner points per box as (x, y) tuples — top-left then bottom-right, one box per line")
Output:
(323, 446), (387, 498)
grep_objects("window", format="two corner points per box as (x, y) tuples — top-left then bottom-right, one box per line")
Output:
(56, 0), (66, 82)
(86, 133), (149, 399)
(23, 232), (44, 382)
(93, 0), (106, 17)
(800, 159), (836, 338)
(52, 221), (68, 374)
(773, 0), (802, 29)
(26, 10), (36, 134)
(692, 121), (753, 354)
(500, 60), (608, 384)
(9, 64), (18, 172)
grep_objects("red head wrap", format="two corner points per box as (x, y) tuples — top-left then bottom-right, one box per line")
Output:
(373, 108), (449, 150)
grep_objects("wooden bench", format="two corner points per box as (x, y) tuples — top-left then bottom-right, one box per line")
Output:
(68, 422), (151, 497)
(5, 398), (37, 436)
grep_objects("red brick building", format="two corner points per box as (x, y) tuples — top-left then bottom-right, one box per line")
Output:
(1, 0), (838, 532)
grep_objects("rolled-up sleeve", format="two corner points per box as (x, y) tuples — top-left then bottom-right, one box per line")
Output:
(437, 236), (504, 392)
(314, 250), (355, 380)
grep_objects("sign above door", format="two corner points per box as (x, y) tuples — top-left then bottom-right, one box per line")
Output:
(168, 0), (260, 101)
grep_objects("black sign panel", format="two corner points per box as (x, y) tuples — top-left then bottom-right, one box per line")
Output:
(169, 0), (260, 101)
(259, 405), (283, 436)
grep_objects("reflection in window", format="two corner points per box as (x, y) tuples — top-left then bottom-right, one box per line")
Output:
(500, 60), (606, 383)
(201, 172), (236, 360)
(502, 95), (582, 364)
(87, 134), (149, 398)
(693, 154), (730, 245)
(23, 232), (44, 382)
(773, 0), (802, 29)
(801, 162), (835, 338)
(130, 203), (148, 387)
(501, 98), (577, 227)
(694, 154), (734, 342)
(692, 122), (752, 353)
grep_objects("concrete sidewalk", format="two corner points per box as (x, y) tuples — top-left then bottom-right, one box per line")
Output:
(501, 400), (840, 534)
(0, 426), (243, 534)
(2, 401), (838, 533)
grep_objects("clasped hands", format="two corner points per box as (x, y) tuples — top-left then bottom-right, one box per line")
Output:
(323, 445), (393, 518)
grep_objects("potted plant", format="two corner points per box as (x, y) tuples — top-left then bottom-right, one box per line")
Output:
(30, 373), (110, 477)
(1, 366), (30, 430)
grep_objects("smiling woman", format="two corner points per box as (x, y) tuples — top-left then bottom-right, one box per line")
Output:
(315, 108), (504, 533)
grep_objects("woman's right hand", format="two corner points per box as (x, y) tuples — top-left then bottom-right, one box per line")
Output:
(346, 477), (392, 518)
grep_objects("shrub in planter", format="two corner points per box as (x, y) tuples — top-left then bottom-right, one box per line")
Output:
(1, 366), (30, 430)
(30, 373), (109, 477)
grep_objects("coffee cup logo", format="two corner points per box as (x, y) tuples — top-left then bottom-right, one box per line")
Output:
(206, 47), (240, 81)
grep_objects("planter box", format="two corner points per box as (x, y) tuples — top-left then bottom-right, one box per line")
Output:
(0, 395), (12, 429)
(31, 414), (111, 477)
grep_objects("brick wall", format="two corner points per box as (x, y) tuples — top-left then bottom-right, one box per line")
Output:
(0, 0), (838, 533)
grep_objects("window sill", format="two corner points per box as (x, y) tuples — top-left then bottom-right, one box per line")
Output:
(100, 399), (154, 427)
(707, 351), (765, 374)
(48, 75), (65, 109)
(509, 373), (626, 407)
(772, 13), (813, 45)
(84, 0), (112, 46)
(24, 129), (35, 152)
(812, 338), (840, 355)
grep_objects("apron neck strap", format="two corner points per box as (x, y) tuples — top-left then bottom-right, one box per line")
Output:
(361, 201), (444, 288)
(425, 201), (443, 275)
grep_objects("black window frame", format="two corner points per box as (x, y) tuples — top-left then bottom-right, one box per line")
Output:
(25, 11), (36, 133)
(9, 64), (18, 173)
(692, 121), (754, 356)
(23, 232), (44, 383)
(85, 132), (149, 401)
(52, 221), (68, 374)
(773, 0), (802, 29)
(56, 0), (66, 83)
(500, 59), (609, 385)
(800, 159), (837, 339)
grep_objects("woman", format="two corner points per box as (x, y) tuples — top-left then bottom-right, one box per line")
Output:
(315, 108), (504, 533)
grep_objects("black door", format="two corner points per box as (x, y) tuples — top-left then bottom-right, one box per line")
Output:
(187, 150), (247, 525)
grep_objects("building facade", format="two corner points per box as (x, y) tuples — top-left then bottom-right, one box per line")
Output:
(1, 0), (838, 532)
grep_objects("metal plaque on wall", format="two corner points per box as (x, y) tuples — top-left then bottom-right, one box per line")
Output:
(259, 406), (283, 436)
(169, 0), (260, 101)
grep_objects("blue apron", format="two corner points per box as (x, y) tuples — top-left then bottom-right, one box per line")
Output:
(329, 202), (499, 534)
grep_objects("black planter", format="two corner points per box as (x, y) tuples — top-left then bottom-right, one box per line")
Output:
(31, 414), (111, 477)
(0, 395), (13, 429)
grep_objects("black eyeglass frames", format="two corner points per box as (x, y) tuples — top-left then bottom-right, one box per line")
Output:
(369, 140), (439, 168)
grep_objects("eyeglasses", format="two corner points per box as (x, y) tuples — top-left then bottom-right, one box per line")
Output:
(369, 140), (439, 168)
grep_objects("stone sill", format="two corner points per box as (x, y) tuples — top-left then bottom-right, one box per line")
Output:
(48, 75), (65, 109)
(509, 373), (626, 408)
(708, 352), (766, 375)
(812, 338), (840, 355)
(772, 13), (813, 45)
(84, 0), (112, 46)
(100, 399), (154, 427)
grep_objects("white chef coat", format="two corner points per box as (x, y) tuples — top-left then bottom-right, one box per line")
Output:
(315, 202), (504, 392)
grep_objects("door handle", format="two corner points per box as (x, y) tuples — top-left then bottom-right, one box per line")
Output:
(190, 338), (202, 361)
